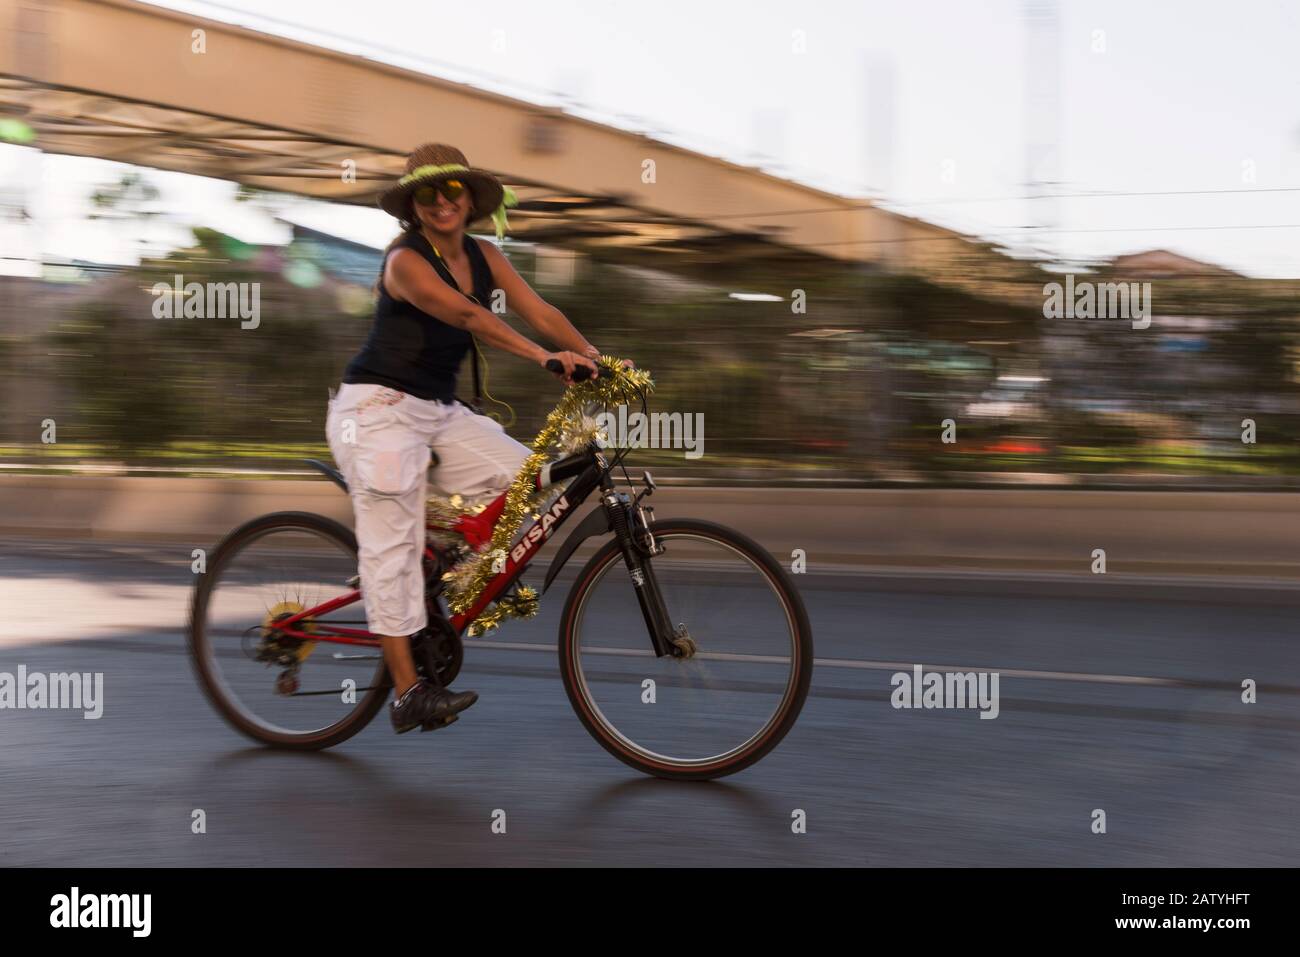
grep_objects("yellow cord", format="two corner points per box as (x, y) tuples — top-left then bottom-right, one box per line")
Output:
(471, 334), (517, 429)
(428, 239), (516, 428)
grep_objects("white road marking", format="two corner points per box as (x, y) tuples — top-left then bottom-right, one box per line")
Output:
(470, 640), (1191, 687)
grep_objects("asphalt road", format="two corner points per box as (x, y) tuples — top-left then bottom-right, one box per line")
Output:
(1, 537), (1297, 867)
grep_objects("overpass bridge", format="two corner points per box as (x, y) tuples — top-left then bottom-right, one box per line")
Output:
(0, 0), (983, 283)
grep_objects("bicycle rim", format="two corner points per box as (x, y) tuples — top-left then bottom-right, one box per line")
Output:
(563, 525), (808, 776)
(195, 521), (387, 740)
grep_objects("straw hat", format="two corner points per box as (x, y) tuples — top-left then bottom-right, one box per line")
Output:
(379, 143), (518, 239)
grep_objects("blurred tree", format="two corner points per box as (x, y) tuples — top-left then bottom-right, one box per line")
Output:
(88, 172), (163, 260)
(19, 222), (1300, 482)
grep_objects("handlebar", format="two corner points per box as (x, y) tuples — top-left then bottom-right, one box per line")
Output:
(545, 358), (613, 382)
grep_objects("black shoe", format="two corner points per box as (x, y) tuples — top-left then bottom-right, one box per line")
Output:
(390, 679), (478, 734)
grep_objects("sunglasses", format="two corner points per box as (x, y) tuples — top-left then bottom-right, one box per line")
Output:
(412, 179), (466, 205)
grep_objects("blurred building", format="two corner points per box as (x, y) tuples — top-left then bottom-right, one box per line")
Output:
(1108, 249), (1242, 280)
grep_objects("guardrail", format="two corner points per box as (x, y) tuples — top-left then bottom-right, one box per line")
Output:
(4, 474), (1300, 579)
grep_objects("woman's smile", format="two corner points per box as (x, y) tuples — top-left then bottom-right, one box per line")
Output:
(419, 198), (468, 232)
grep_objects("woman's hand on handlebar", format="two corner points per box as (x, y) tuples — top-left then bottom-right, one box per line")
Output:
(585, 346), (636, 371)
(542, 350), (599, 384)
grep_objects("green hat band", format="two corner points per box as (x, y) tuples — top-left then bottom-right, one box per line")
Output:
(399, 163), (518, 240)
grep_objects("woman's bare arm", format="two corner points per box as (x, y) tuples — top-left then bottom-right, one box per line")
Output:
(477, 240), (599, 358)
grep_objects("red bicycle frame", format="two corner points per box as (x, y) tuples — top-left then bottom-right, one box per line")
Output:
(268, 447), (608, 646)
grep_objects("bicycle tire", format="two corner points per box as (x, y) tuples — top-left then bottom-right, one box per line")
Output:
(188, 511), (390, 750)
(558, 518), (813, 780)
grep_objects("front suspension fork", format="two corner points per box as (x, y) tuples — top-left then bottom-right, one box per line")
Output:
(600, 488), (682, 658)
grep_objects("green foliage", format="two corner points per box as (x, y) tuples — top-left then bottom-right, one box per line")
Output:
(11, 223), (1300, 482)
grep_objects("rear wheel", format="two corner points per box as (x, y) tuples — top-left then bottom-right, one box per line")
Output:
(188, 512), (390, 750)
(558, 519), (813, 780)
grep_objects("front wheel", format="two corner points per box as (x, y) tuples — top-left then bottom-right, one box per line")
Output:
(558, 519), (813, 780)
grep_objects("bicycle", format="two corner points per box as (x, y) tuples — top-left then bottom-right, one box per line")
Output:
(188, 361), (813, 780)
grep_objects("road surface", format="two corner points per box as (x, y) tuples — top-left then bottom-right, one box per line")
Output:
(1, 537), (1296, 866)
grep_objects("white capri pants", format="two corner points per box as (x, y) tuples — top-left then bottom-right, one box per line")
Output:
(325, 382), (531, 637)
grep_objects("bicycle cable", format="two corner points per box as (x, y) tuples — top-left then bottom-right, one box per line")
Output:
(610, 383), (650, 486)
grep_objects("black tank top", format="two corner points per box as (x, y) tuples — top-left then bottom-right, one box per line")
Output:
(342, 232), (493, 401)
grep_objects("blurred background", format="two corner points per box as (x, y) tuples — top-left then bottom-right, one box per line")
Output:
(2, 0), (1299, 487)
(2, 0), (1300, 871)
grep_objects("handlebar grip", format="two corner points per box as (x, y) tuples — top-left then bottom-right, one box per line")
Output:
(545, 359), (612, 381)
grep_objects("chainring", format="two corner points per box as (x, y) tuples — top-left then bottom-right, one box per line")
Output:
(412, 614), (464, 687)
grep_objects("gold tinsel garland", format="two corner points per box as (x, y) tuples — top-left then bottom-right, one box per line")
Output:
(462, 583), (539, 638)
(435, 356), (653, 637)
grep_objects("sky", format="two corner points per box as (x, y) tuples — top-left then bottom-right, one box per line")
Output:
(3, 0), (1300, 276)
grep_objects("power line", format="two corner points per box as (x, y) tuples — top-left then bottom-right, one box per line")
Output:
(803, 222), (1300, 248)
(1004, 222), (1300, 236)
(700, 186), (1300, 222)
(892, 185), (1300, 207)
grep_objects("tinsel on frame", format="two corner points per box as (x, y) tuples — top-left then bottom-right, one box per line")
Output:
(429, 356), (653, 636)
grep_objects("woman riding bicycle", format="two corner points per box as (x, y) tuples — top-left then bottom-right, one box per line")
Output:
(326, 143), (601, 735)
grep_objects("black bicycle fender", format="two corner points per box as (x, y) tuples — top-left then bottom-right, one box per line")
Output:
(543, 506), (611, 594)
(304, 458), (348, 493)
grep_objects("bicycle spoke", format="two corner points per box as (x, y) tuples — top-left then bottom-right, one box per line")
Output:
(197, 523), (385, 737)
(567, 529), (803, 770)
